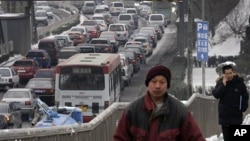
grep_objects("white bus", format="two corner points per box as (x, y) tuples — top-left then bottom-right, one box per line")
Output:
(55, 53), (122, 122)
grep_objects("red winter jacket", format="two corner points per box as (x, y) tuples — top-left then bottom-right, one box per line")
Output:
(113, 92), (205, 141)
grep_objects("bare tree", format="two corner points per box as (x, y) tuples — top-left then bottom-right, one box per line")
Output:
(224, 0), (250, 39)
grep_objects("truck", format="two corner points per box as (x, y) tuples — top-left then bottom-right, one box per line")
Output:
(152, 1), (172, 24)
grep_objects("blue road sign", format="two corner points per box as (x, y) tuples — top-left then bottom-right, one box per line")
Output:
(196, 21), (209, 61)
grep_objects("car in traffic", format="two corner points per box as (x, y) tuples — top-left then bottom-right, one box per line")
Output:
(132, 37), (153, 57)
(119, 51), (140, 74)
(90, 38), (114, 53)
(124, 45), (146, 65)
(70, 26), (90, 43)
(58, 47), (79, 63)
(81, 1), (96, 14)
(67, 31), (86, 46)
(119, 53), (133, 86)
(99, 34), (119, 53)
(1, 88), (37, 118)
(25, 49), (51, 68)
(34, 68), (56, 79)
(35, 9), (48, 27)
(0, 102), (22, 129)
(25, 78), (55, 106)
(0, 67), (19, 90)
(12, 59), (40, 83)
(108, 23), (130, 45)
(75, 44), (96, 53)
(54, 35), (74, 47)
(38, 37), (61, 65)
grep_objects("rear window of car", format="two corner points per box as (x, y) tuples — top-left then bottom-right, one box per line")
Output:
(86, 3), (95, 6)
(59, 51), (78, 59)
(39, 42), (55, 48)
(119, 15), (131, 20)
(109, 25), (124, 31)
(82, 21), (96, 25)
(35, 71), (54, 78)
(114, 3), (123, 7)
(13, 61), (33, 66)
(150, 15), (163, 21)
(134, 39), (147, 43)
(26, 51), (45, 58)
(91, 40), (108, 44)
(0, 69), (11, 76)
(127, 10), (136, 14)
(4, 91), (30, 98)
(26, 79), (53, 88)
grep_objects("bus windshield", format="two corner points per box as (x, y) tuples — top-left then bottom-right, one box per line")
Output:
(59, 66), (105, 90)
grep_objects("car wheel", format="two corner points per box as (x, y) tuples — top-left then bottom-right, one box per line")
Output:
(0, 115), (8, 129)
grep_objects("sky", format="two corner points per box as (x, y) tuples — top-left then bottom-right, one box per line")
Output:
(191, 0), (250, 140)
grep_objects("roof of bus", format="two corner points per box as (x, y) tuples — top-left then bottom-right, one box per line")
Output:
(57, 53), (120, 67)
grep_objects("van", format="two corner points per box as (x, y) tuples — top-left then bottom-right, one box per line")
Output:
(81, 1), (96, 14)
(117, 14), (136, 29)
(109, 2), (124, 16)
(38, 37), (60, 65)
(148, 14), (167, 28)
(108, 23), (130, 45)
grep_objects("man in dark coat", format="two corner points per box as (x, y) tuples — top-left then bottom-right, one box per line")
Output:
(213, 64), (249, 141)
(114, 65), (205, 141)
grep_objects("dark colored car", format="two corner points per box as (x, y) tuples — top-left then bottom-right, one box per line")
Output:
(12, 59), (40, 82)
(76, 44), (96, 53)
(119, 51), (140, 73)
(25, 49), (51, 68)
(0, 102), (22, 129)
(34, 68), (56, 79)
(124, 45), (146, 64)
(38, 37), (60, 65)
(90, 38), (114, 53)
(25, 78), (55, 106)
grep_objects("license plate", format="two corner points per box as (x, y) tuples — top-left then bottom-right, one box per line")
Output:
(79, 105), (88, 112)
(34, 89), (44, 93)
(17, 70), (25, 73)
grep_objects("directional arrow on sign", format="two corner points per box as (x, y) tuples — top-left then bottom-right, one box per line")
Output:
(201, 53), (204, 60)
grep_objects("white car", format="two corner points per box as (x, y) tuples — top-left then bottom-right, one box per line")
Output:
(1, 88), (37, 117)
(0, 67), (19, 90)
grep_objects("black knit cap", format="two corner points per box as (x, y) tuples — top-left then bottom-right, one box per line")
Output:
(145, 65), (171, 88)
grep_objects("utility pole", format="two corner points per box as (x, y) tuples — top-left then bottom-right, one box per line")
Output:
(178, 0), (184, 56)
(30, 0), (38, 43)
(187, 0), (194, 97)
(201, 0), (206, 95)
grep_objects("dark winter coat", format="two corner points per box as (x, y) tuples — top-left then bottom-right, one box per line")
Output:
(113, 92), (205, 141)
(212, 74), (249, 125)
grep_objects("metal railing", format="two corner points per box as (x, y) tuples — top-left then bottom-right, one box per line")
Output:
(1, 93), (249, 140)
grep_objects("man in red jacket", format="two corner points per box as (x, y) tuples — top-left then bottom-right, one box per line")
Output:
(114, 65), (205, 141)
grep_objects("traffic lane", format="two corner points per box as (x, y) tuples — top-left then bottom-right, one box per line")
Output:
(120, 24), (177, 102)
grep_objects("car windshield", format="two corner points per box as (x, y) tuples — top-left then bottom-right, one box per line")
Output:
(4, 91), (30, 98)
(86, 3), (95, 6)
(0, 69), (11, 76)
(26, 52), (44, 58)
(13, 61), (33, 66)
(35, 71), (54, 78)
(26, 79), (53, 88)
(114, 3), (123, 7)
(134, 39), (147, 43)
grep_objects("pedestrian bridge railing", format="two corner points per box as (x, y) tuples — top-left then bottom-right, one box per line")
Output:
(0, 93), (249, 141)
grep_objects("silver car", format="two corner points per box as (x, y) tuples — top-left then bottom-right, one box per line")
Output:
(1, 88), (37, 117)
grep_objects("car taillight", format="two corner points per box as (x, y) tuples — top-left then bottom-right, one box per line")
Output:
(104, 47), (109, 51)
(25, 101), (31, 105)
(5, 115), (10, 122)
(8, 78), (12, 83)
(50, 89), (54, 94)
(132, 59), (136, 63)
(43, 57), (46, 60)
(140, 55), (143, 58)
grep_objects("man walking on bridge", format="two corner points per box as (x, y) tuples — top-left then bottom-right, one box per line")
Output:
(114, 65), (205, 141)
